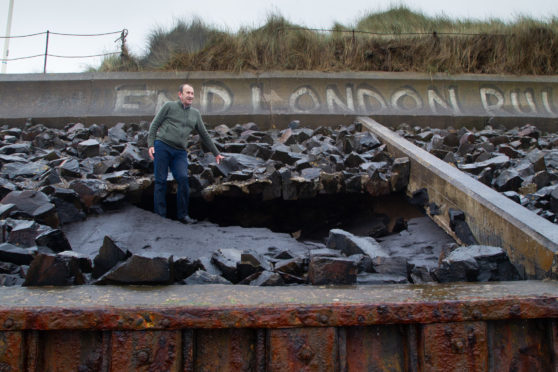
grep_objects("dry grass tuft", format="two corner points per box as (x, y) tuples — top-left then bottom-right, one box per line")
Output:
(98, 7), (558, 75)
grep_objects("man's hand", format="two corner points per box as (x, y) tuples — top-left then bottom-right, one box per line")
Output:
(216, 154), (224, 164)
(148, 146), (155, 160)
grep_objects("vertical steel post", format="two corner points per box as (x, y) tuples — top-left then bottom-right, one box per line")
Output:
(1, 0), (15, 73)
(43, 30), (49, 73)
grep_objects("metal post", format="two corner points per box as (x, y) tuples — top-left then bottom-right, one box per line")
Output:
(43, 30), (49, 73)
(1, 0), (15, 73)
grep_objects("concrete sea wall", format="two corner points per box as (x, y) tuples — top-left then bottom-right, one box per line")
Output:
(1, 71), (557, 129)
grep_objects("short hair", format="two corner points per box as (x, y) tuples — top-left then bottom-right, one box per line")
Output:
(179, 83), (193, 93)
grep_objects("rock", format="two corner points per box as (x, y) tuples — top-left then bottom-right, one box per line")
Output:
(2, 161), (50, 180)
(0, 242), (37, 265)
(107, 123), (128, 143)
(363, 169), (390, 197)
(211, 248), (242, 283)
(34, 228), (72, 253)
(0, 178), (17, 199)
(448, 209), (478, 245)
(77, 139), (100, 158)
(70, 179), (109, 209)
(371, 256), (408, 277)
(1, 190), (58, 226)
(92, 236), (130, 279)
(249, 270), (285, 286)
(409, 188), (429, 207)
(308, 256), (357, 285)
(0, 143), (31, 155)
(458, 155), (510, 175)
(326, 229), (388, 258)
(237, 251), (271, 280)
(347, 254), (374, 273)
(120, 143), (150, 170)
(434, 245), (521, 282)
(274, 257), (305, 277)
(184, 270), (231, 284)
(356, 273), (408, 284)
(7, 220), (50, 248)
(390, 157), (410, 192)
(0, 273), (24, 286)
(344, 152), (366, 168)
(95, 254), (172, 285)
(59, 158), (81, 178)
(23, 253), (85, 286)
(0, 203), (16, 219)
(271, 144), (304, 165)
(493, 169), (523, 192)
(43, 186), (86, 225)
(409, 265), (435, 283)
(173, 257), (204, 282)
(57, 250), (93, 273)
(550, 187), (558, 214)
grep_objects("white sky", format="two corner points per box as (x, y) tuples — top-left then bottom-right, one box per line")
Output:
(1, 0), (557, 74)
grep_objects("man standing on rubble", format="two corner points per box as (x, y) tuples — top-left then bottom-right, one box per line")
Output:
(148, 83), (224, 224)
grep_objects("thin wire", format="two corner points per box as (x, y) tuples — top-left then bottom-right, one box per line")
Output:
(47, 52), (120, 58)
(50, 30), (124, 37)
(0, 51), (120, 62)
(0, 30), (124, 39)
(0, 31), (46, 39)
(281, 27), (509, 37)
(0, 54), (44, 62)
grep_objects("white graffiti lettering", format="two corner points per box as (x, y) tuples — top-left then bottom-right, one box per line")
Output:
(251, 85), (263, 112)
(201, 85), (232, 113)
(428, 87), (461, 114)
(289, 86), (320, 113)
(326, 85), (355, 113)
(115, 89), (156, 111)
(542, 90), (555, 115)
(480, 87), (505, 114)
(356, 88), (387, 113)
(511, 90), (537, 114)
(391, 88), (423, 111)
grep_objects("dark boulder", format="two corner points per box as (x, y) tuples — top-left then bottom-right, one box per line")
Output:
(92, 236), (131, 279)
(95, 254), (172, 285)
(23, 253), (85, 286)
(308, 256), (357, 285)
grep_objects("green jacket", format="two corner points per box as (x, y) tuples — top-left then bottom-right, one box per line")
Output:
(147, 100), (220, 155)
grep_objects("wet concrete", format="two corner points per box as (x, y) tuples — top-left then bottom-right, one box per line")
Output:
(62, 197), (455, 274)
(63, 204), (312, 259)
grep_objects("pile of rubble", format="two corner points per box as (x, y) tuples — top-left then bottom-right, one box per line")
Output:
(0, 119), (522, 286)
(398, 123), (558, 223)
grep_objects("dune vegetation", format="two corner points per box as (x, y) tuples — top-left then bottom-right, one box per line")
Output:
(98, 6), (558, 75)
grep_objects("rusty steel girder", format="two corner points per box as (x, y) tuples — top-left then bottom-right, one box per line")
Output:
(0, 281), (557, 371)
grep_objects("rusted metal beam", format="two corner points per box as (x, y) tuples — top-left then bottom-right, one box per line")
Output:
(0, 282), (557, 331)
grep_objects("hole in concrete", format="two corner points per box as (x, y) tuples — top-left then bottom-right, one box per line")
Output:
(135, 189), (425, 242)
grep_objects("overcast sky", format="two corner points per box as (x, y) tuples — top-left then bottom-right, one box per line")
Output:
(1, 0), (557, 74)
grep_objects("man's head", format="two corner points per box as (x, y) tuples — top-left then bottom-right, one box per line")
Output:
(178, 84), (194, 107)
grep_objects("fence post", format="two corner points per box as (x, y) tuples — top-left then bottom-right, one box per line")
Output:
(43, 30), (50, 74)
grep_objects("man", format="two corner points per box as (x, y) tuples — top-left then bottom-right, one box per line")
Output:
(148, 83), (224, 224)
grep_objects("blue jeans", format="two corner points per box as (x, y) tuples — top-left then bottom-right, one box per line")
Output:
(153, 140), (190, 220)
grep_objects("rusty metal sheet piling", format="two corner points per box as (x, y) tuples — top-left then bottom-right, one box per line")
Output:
(0, 282), (556, 370)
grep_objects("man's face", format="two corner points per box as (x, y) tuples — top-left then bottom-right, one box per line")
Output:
(179, 85), (195, 106)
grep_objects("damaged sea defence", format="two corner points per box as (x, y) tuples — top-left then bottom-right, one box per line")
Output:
(0, 119), (557, 370)
(1, 72), (558, 370)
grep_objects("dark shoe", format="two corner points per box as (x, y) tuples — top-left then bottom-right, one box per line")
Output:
(179, 216), (198, 224)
